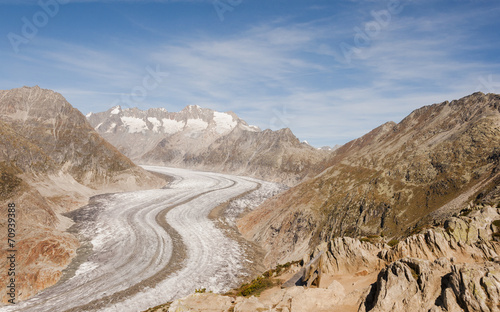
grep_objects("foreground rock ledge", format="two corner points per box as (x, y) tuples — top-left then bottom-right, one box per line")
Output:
(159, 206), (500, 312)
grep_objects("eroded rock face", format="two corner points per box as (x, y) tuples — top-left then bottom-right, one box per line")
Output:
(318, 238), (387, 275)
(444, 262), (500, 312)
(361, 259), (500, 312)
(361, 258), (451, 312)
(1, 228), (79, 302)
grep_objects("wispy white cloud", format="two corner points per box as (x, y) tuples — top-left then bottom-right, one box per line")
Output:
(1, 1), (499, 147)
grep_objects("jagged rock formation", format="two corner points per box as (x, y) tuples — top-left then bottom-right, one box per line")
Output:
(88, 105), (328, 186)
(163, 205), (500, 312)
(0, 86), (165, 303)
(362, 258), (500, 312)
(238, 92), (500, 267)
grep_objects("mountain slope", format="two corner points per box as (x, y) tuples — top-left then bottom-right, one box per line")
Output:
(238, 92), (500, 266)
(89, 105), (328, 185)
(0, 86), (165, 303)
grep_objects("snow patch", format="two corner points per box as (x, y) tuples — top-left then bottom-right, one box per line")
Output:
(241, 124), (260, 132)
(185, 118), (208, 132)
(106, 123), (117, 133)
(213, 112), (237, 134)
(86, 112), (93, 118)
(121, 116), (147, 133)
(147, 117), (161, 133)
(162, 118), (185, 134)
(110, 106), (121, 115)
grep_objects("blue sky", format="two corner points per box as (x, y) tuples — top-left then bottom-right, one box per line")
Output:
(1, 0), (499, 147)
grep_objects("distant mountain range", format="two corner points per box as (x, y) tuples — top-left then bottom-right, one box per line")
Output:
(88, 105), (330, 186)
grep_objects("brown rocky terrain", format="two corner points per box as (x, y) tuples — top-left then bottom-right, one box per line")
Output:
(88, 105), (328, 186)
(0, 86), (165, 303)
(160, 203), (500, 312)
(238, 92), (500, 267)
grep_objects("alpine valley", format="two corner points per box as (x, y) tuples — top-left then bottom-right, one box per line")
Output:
(1, 86), (500, 312)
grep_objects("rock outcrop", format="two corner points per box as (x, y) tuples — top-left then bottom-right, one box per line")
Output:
(163, 205), (500, 312)
(362, 258), (500, 312)
(0, 86), (165, 303)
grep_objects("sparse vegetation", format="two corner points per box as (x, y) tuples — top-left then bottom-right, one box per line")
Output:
(234, 276), (276, 297)
(408, 267), (419, 281)
(388, 239), (399, 247)
(228, 261), (299, 297)
(408, 224), (431, 236)
(195, 288), (206, 293)
(360, 235), (381, 245)
(274, 261), (295, 276)
(142, 302), (171, 312)
(460, 209), (472, 217)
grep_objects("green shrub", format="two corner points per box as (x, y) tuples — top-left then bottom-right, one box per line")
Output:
(195, 288), (206, 293)
(275, 262), (293, 274)
(236, 276), (275, 297)
(387, 239), (399, 247)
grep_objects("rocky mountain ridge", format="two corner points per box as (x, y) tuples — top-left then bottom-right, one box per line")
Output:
(87, 105), (260, 159)
(238, 92), (500, 267)
(0, 86), (165, 303)
(88, 105), (329, 186)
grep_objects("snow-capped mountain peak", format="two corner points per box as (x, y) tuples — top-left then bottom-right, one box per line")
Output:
(87, 104), (325, 185)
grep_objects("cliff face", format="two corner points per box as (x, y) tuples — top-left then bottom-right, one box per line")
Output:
(238, 92), (500, 267)
(0, 86), (165, 303)
(88, 105), (328, 186)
